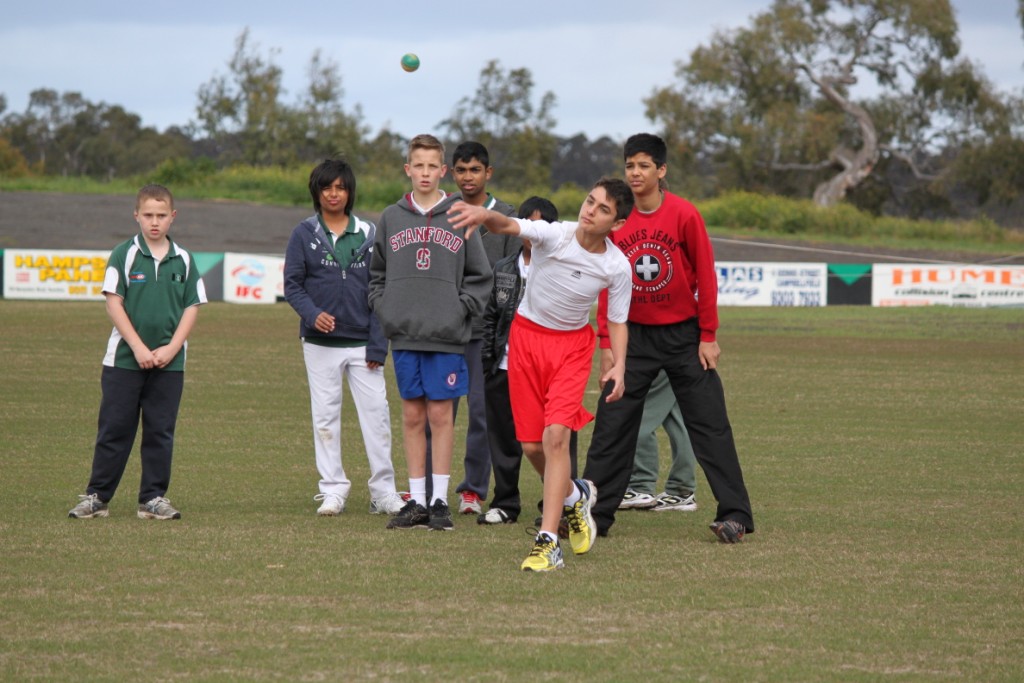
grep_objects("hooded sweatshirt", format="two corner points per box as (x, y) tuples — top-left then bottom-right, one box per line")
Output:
(283, 214), (387, 364)
(368, 192), (493, 354)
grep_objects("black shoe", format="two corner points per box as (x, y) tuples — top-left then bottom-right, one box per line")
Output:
(428, 499), (454, 531)
(386, 500), (429, 529)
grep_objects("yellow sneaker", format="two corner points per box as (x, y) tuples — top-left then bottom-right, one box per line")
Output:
(564, 479), (597, 555)
(520, 534), (565, 572)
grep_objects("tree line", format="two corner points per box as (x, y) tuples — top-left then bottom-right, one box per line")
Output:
(2, 1), (1022, 226)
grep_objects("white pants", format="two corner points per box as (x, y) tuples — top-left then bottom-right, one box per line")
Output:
(302, 342), (397, 501)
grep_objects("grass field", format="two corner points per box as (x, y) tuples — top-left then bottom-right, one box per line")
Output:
(2, 301), (1023, 681)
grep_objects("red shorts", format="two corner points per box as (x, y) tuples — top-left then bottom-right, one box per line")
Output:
(508, 315), (595, 442)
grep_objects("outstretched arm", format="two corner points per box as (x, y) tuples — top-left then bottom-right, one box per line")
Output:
(447, 201), (522, 239)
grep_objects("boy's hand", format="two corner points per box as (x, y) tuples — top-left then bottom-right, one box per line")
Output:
(600, 365), (625, 403)
(151, 345), (177, 368)
(447, 201), (486, 238)
(132, 345), (158, 369)
(314, 311), (336, 333)
(699, 341), (720, 370)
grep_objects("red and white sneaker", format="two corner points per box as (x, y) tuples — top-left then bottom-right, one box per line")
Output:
(458, 491), (482, 515)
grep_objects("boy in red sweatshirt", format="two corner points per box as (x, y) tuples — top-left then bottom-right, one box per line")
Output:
(587, 133), (754, 543)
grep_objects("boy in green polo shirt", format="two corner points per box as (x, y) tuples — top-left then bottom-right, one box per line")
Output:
(68, 184), (207, 520)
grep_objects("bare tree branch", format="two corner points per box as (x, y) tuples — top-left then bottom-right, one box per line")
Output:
(881, 145), (940, 180)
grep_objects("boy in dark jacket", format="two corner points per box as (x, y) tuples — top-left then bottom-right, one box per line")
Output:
(284, 158), (404, 518)
(447, 140), (518, 516)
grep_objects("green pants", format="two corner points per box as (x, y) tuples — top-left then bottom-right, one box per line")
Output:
(630, 370), (697, 496)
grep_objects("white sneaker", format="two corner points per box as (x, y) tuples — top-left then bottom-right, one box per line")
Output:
(369, 492), (405, 515)
(618, 488), (658, 510)
(653, 491), (697, 512)
(477, 507), (515, 525)
(314, 493), (345, 516)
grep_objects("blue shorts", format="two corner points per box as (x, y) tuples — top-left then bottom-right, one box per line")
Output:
(392, 350), (468, 400)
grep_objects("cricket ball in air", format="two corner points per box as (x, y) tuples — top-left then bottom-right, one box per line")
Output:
(400, 53), (420, 72)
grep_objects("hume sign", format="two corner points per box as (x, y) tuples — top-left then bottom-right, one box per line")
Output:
(872, 264), (1024, 307)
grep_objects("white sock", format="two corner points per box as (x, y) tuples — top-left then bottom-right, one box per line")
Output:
(538, 530), (557, 544)
(564, 481), (582, 507)
(409, 477), (427, 507)
(431, 474), (450, 505)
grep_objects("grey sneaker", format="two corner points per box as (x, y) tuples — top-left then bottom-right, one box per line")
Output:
(138, 496), (181, 520)
(369, 492), (405, 515)
(652, 491), (698, 512)
(69, 493), (108, 519)
(710, 519), (745, 543)
(618, 488), (658, 510)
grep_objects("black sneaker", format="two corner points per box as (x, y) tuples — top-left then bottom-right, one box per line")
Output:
(428, 499), (454, 531)
(386, 500), (429, 529)
(710, 519), (746, 543)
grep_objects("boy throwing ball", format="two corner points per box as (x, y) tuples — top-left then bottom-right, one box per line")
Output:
(447, 178), (633, 571)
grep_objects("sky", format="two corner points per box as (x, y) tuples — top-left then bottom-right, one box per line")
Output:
(1, 1), (1021, 142)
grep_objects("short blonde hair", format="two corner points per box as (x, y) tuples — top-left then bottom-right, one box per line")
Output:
(407, 134), (445, 162)
(136, 184), (174, 210)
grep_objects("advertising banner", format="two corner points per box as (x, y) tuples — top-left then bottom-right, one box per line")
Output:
(717, 262), (827, 307)
(871, 264), (1024, 307)
(3, 249), (108, 300)
(827, 264), (873, 306)
(222, 253), (285, 304)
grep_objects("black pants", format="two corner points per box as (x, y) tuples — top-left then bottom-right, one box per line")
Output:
(583, 319), (754, 535)
(485, 368), (577, 519)
(87, 366), (184, 504)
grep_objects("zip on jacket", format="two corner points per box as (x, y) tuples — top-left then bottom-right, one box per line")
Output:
(284, 214), (387, 364)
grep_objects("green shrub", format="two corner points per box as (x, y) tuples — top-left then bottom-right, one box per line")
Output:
(815, 202), (873, 238)
(147, 157), (217, 187)
(699, 191), (1022, 247)
(209, 165), (307, 205)
(355, 178), (413, 211)
(0, 138), (32, 178)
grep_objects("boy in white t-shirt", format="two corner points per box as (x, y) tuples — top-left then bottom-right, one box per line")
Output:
(447, 178), (633, 571)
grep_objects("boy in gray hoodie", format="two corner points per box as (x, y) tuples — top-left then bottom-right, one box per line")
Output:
(368, 134), (493, 532)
